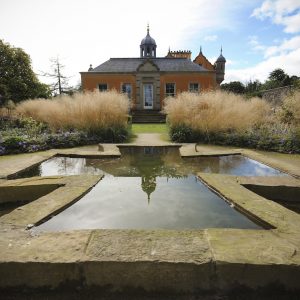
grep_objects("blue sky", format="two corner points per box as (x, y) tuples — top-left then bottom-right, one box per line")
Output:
(0, 0), (299, 86)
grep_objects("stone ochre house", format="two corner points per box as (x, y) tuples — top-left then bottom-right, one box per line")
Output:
(80, 26), (226, 113)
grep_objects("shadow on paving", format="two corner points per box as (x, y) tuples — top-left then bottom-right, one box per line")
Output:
(1, 286), (300, 300)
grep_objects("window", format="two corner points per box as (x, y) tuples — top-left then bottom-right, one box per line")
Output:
(121, 83), (132, 99)
(99, 83), (108, 92)
(165, 83), (175, 97)
(189, 83), (199, 93)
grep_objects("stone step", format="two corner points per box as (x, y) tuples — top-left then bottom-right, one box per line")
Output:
(131, 110), (166, 123)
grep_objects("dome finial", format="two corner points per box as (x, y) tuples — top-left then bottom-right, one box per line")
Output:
(140, 23), (157, 57)
(220, 45), (223, 54)
(200, 45), (202, 54)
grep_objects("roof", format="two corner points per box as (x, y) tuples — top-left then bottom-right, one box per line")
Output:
(216, 53), (226, 63)
(141, 33), (156, 46)
(89, 58), (210, 73)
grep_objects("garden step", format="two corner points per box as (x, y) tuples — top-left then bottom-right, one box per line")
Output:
(131, 110), (166, 124)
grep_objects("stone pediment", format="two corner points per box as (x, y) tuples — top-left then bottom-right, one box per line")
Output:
(137, 59), (160, 72)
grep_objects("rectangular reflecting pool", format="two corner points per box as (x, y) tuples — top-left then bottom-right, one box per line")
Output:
(17, 147), (287, 231)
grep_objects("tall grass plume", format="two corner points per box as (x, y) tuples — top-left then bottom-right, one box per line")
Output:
(16, 90), (129, 135)
(164, 90), (270, 133)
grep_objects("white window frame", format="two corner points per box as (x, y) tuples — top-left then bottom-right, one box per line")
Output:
(121, 83), (132, 99)
(189, 83), (200, 93)
(165, 83), (176, 97)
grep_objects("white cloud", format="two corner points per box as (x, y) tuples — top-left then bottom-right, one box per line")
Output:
(225, 47), (300, 83)
(228, 2), (300, 84)
(264, 35), (300, 57)
(248, 35), (266, 52)
(0, 0), (249, 86)
(252, 0), (300, 33)
(204, 35), (218, 42)
(247, 33), (300, 60)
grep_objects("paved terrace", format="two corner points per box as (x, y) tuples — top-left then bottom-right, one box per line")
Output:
(0, 133), (300, 298)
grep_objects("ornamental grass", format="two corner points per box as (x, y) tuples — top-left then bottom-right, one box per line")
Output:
(16, 90), (129, 134)
(164, 90), (270, 133)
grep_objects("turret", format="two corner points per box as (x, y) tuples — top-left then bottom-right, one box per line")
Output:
(214, 47), (226, 85)
(140, 24), (157, 58)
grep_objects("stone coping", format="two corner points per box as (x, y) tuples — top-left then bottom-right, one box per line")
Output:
(0, 144), (299, 293)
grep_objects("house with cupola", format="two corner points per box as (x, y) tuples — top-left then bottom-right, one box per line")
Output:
(80, 25), (226, 114)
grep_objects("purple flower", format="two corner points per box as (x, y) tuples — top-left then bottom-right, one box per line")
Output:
(0, 145), (5, 155)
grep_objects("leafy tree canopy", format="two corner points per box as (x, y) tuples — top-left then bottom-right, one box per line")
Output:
(269, 68), (288, 82)
(220, 81), (245, 94)
(263, 68), (300, 90)
(0, 39), (51, 105)
(221, 69), (299, 96)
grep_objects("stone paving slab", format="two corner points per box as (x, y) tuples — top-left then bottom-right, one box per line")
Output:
(0, 230), (90, 288)
(0, 150), (56, 179)
(207, 228), (300, 265)
(180, 144), (242, 157)
(0, 175), (102, 227)
(57, 144), (121, 158)
(0, 230), (90, 263)
(84, 229), (213, 292)
(86, 230), (210, 263)
(207, 228), (300, 289)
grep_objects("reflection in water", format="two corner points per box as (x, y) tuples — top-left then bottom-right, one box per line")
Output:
(182, 155), (285, 177)
(18, 149), (286, 204)
(142, 176), (156, 203)
(16, 147), (288, 230)
(36, 175), (262, 231)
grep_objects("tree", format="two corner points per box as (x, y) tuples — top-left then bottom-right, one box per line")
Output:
(263, 68), (292, 89)
(245, 80), (263, 97)
(221, 81), (245, 94)
(0, 39), (51, 105)
(40, 57), (72, 96)
(269, 68), (288, 82)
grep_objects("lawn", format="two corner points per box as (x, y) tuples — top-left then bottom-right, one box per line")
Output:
(130, 123), (170, 142)
(131, 123), (169, 134)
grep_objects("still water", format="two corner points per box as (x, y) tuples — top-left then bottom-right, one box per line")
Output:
(23, 147), (285, 231)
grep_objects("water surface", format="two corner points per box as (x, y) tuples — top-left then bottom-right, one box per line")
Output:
(29, 147), (273, 231)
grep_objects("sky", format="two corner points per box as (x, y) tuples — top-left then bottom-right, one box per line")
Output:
(0, 0), (300, 87)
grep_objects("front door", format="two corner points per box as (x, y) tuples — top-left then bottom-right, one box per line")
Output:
(143, 84), (153, 109)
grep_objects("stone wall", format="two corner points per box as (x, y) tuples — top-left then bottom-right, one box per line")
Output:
(261, 85), (294, 106)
